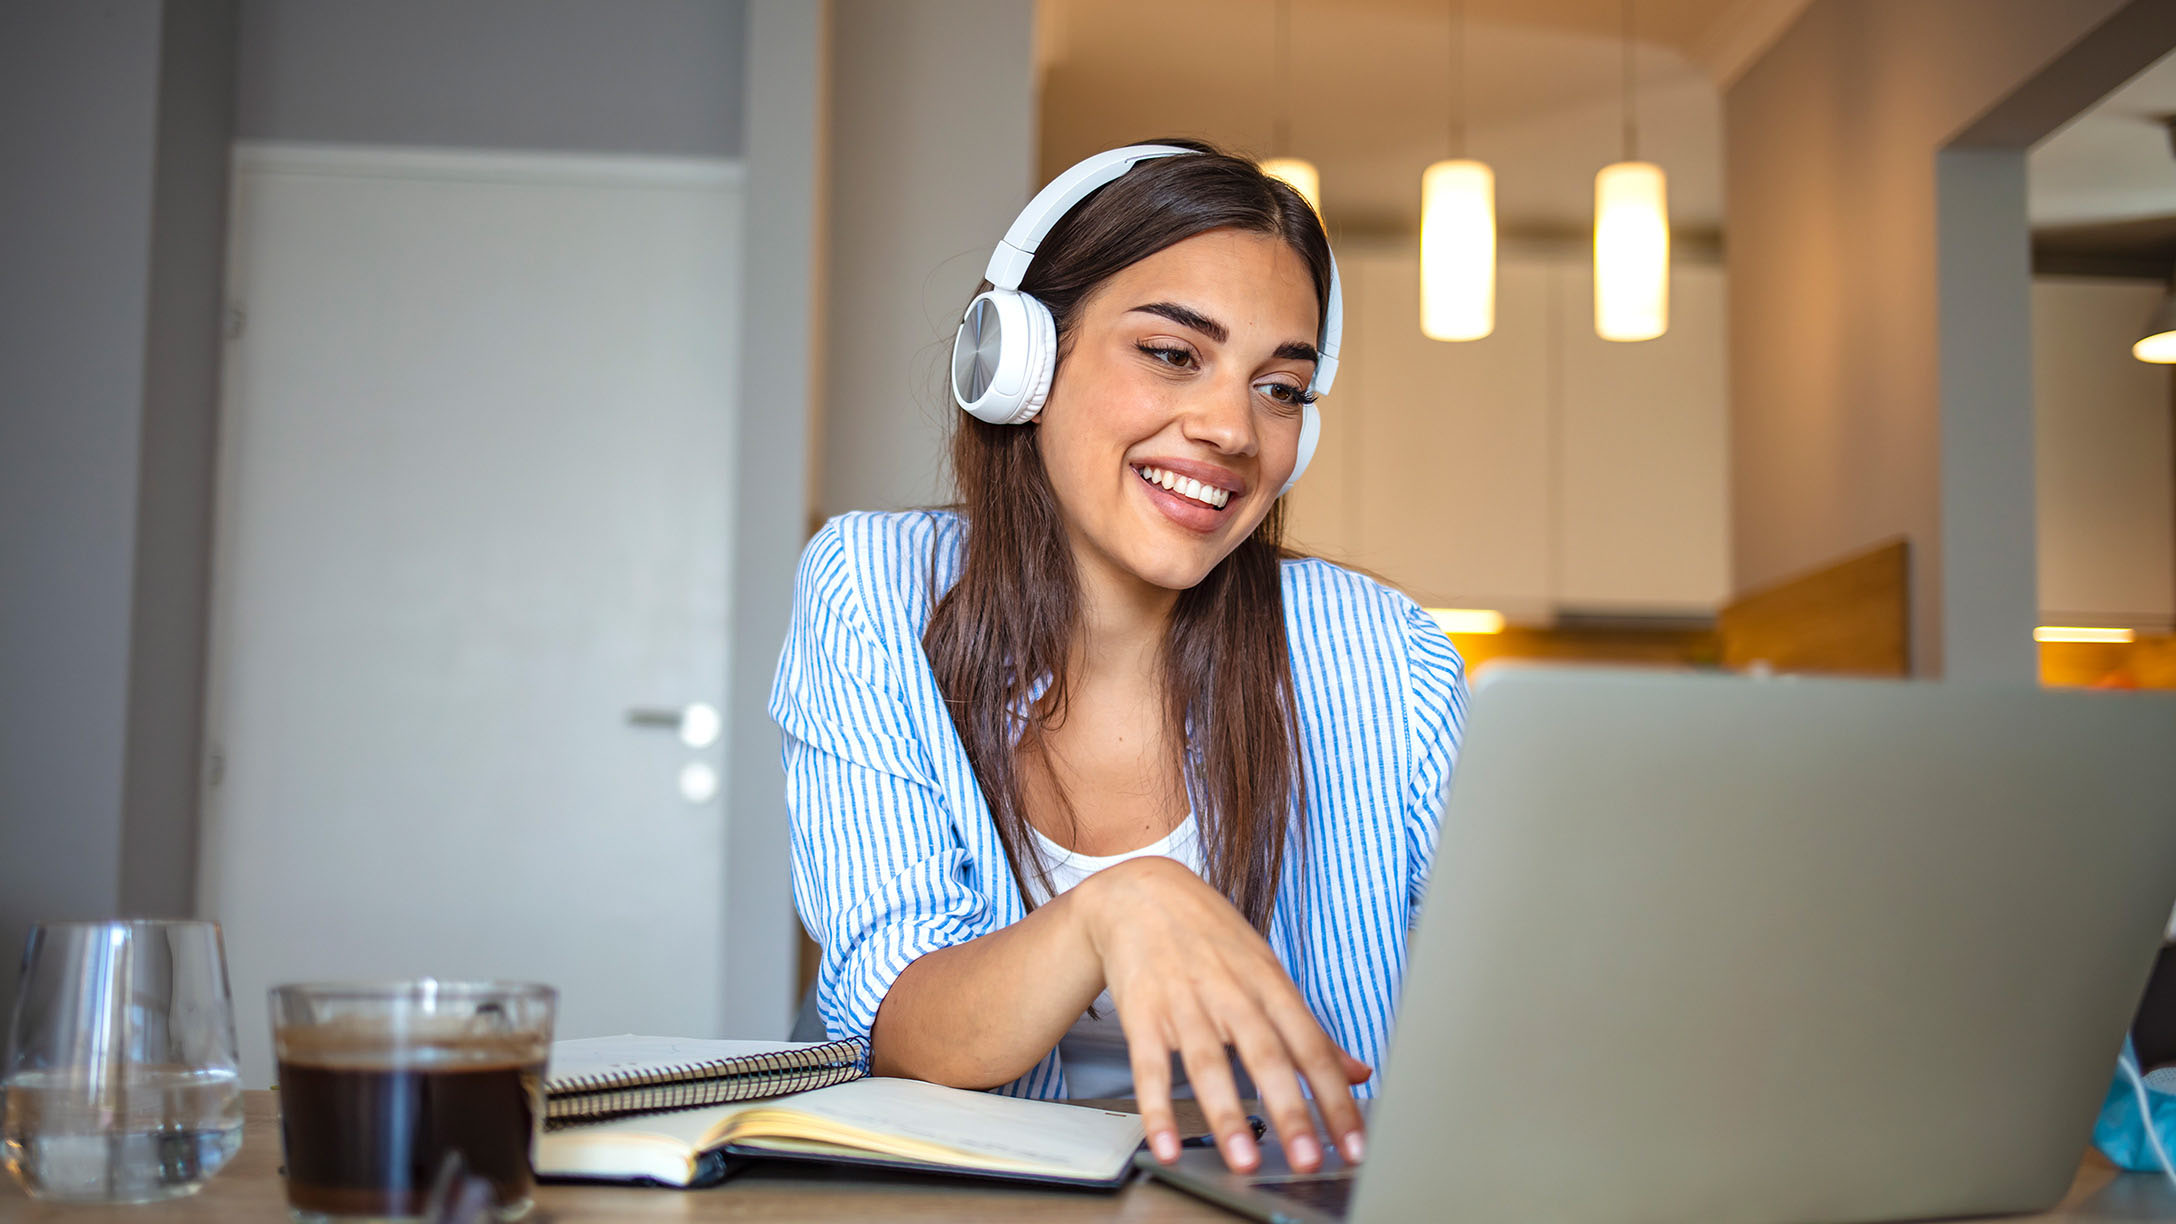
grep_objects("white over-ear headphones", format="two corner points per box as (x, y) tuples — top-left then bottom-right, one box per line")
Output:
(949, 144), (1343, 497)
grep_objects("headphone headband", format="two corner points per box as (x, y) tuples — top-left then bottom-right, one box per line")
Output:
(986, 144), (1196, 291)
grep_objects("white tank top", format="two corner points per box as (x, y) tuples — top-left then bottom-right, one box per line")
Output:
(1019, 815), (1205, 1098)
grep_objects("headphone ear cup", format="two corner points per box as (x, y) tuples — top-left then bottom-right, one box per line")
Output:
(1280, 402), (1321, 497)
(1013, 294), (1057, 424)
(951, 290), (1058, 426)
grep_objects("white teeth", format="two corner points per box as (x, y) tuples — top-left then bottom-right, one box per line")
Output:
(1134, 466), (1230, 510)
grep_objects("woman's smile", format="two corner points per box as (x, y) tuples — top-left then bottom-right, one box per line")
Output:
(1129, 460), (1241, 533)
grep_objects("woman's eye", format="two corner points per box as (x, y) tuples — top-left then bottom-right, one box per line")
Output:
(1137, 342), (1195, 370)
(1257, 380), (1315, 409)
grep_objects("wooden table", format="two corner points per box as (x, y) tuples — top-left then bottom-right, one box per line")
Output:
(4, 1090), (2174, 1222)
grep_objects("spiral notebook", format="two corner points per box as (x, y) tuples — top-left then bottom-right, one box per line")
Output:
(545, 1034), (870, 1126)
(537, 1076), (1145, 1190)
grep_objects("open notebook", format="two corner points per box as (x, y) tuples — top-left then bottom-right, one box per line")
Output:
(546, 1034), (870, 1125)
(537, 1076), (1147, 1189)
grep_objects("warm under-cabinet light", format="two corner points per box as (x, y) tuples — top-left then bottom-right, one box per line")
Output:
(2034, 626), (2137, 644)
(1426, 608), (1507, 635)
(1595, 161), (1669, 341)
(1421, 159), (1496, 341)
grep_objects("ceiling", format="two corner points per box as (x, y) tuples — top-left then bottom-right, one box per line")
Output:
(1036, 0), (1810, 242)
(2030, 46), (2176, 275)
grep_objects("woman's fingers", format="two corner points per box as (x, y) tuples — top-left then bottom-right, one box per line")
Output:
(1120, 1008), (1181, 1164)
(1215, 999), (1325, 1173)
(1341, 1049), (1374, 1083)
(1265, 994), (1370, 1165)
(1170, 997), (1257, 1172)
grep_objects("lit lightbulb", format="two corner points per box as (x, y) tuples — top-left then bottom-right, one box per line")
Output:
(1420, 159), (1496, 341)
(1594, 161), (1669, 341)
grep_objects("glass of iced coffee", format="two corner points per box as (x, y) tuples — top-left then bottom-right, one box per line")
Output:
(269, 980), (555, 1222)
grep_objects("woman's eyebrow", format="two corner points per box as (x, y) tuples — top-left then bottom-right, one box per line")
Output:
(1129, 301), (1320, 364)
(1130, 301), (1226, 342)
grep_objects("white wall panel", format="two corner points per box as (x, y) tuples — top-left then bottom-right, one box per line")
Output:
(1555, 260), (1731, 613)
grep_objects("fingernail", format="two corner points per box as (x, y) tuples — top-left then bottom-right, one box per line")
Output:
(1152, 1130), (1179, 1162)
(1288, 1132), (1321, 1170)
(1226, 1132), (1259, 1169)
(1342, 1131), (1366, 1164)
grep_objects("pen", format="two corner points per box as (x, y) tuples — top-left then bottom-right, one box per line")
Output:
(1178, 1115), (1267, 1148)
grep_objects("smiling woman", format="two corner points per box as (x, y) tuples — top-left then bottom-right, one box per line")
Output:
(770, 141), (1467, 1182)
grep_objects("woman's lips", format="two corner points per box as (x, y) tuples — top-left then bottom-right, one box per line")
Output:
(1132, 466), (1229, 533)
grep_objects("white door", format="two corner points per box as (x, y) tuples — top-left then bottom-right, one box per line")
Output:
(200, 144), (741, 1086)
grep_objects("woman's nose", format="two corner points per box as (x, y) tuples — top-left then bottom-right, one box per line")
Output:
(1181, 376), (1259, 456)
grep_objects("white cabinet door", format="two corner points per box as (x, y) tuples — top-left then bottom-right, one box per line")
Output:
(1288, 248), (1727, 620)
(1553, 259), (1731, 614)
(1289, 250), (1554, 616)
(200, 145), (742, 1085)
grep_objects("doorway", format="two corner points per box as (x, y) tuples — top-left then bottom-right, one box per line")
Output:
(198, 143), (743, 1084)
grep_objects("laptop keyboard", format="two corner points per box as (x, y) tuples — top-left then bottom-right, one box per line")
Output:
(1254, 1173), (1355, 1218)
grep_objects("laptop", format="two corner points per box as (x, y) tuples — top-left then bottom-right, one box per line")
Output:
(1141, 667), (2176, 1224)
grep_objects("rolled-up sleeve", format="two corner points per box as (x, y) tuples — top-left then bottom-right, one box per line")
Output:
(770, 521), (994, 1041)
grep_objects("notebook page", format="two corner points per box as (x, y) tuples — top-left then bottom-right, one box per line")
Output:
(743, 1077), (1144, 1178)
(536, 1100), (768, 1185)
(548, 1035), (825, 1086)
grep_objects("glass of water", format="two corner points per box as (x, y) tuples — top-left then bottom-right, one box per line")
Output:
(2, 920), (245, 1202)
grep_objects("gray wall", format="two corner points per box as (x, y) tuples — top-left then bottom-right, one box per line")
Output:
(235, 0), (746, 156)
(818, 0), (1039, 515)
(125, 0), (241, 926)
(2, 0), (751, 1026)
(725, 0), (830, 1037)
(1, 0), (237, 1023)
(721, 0), (1038, 1027)
(1724, 0), (2135, 675)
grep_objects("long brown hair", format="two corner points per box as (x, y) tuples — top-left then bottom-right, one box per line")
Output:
(922, 140), (1328, 933)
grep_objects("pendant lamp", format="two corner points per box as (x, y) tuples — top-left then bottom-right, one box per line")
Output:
(1420, 0), (1495, 341)
(1595, 0), (1668, 341)
(1262, 0), (1321, 212)
(2133, 291), (2176, 363)
(2132, 123), (2176, 362)
(1262, 158), (1321, 212)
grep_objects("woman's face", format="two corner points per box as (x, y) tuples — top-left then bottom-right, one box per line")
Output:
(1036, 227), (1322, 598)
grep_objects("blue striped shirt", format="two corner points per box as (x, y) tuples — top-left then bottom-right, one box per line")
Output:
(770, 510), (1468, 1099)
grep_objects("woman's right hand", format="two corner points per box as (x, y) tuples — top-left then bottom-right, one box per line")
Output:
(1076, 855), (1371, 1175)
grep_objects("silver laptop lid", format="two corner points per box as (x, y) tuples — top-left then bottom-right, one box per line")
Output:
(1361, 668), (2176, 1224)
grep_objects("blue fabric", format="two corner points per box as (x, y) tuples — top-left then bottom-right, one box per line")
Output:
(769, 509), (1469, 1099)
(2094, 1041), (2176, 1174)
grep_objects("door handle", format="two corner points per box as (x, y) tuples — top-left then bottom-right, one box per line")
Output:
(626, 702), (721, 748)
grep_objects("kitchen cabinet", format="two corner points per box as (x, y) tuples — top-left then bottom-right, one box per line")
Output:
(1287, 247), (1730, 621)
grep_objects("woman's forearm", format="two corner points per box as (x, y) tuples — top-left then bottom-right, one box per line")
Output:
(868, 879), (1110, 1089)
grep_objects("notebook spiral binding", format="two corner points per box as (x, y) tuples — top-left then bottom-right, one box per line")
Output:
(545, 1036), (871, 1128)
